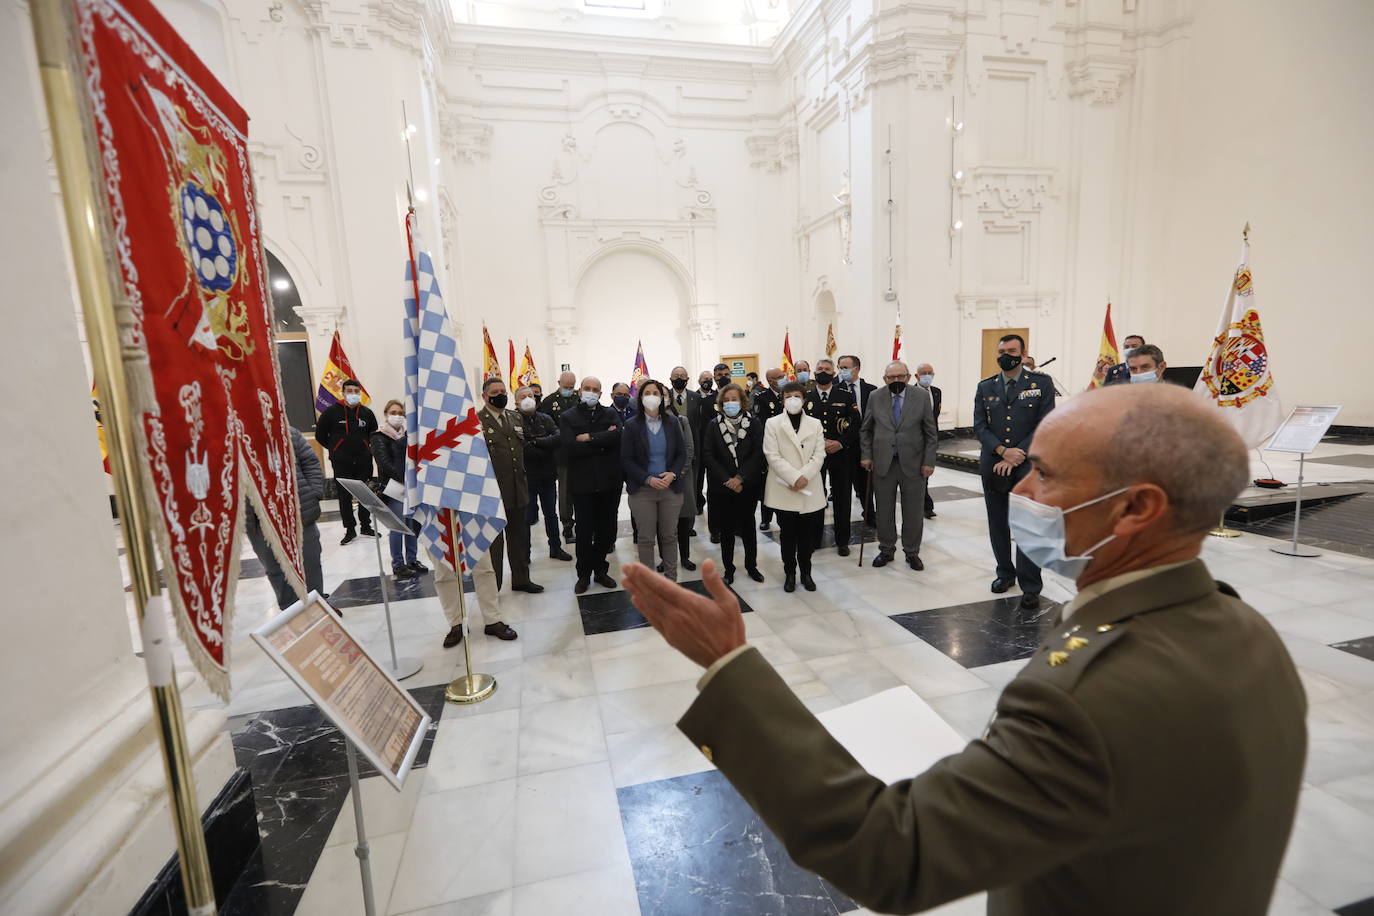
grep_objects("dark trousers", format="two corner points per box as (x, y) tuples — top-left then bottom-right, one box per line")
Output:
(573, 489), (621, 578)
(852, 455), (875, 523)
(489, 511), (532, 590)
(245, 506), (323, 610)
(709, 487), (759, 572)
(525, 475), (561, 551)
(675, 517), (692, 561)
(820, 452), (853, 547)
(331, 455), (372, 531)
(556, 466), (575, 535)
(982, 459), (1042, 595)
(694, 450), (713, 533)
(775, 508), (823, 575)
(924, 486), (936, 515)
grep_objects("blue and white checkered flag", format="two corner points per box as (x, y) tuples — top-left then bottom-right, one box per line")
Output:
(403, 213), (506, 572)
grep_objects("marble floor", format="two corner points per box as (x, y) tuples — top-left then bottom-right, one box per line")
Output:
(148, 444), (1374, 916)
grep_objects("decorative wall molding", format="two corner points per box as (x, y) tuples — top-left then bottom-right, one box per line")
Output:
(1065, 55), (1135, 105)
(963, 167), (1058, 218)
(744, 123), (799, 172)
(956, 292), (1059, 322)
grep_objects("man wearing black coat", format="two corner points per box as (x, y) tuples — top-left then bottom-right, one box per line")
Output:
(517, 386), (571, 562)
(915, 362), (943, 519)
(668, 366), (708, 533)
(838, 354), (878, 527)
(803, 358), (861, 556)
(540, 370), (582, 544)
(559, 377), (624, 593)
(751, 367), (786, 532)
(314, 379), (378, 544)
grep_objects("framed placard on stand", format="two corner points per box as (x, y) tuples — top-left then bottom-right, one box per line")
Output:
(253, 593), (430, 916)
(1264, 405), (1342, 559)
(337, 477), (424, 680)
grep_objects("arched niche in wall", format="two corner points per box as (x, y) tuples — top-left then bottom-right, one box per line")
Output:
(572, 246), (689, 380)
(264, 249), (318, 435)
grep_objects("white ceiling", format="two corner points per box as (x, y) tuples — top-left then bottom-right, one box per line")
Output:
(451, 0), (798, 47)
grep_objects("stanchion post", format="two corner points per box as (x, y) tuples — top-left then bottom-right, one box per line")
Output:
(372, 529), (401, 670)
(344, 739), (378, 916)
(1271, 453), (1320, 559)
(444, 513), (496, 705)
(27, 0), (215, 910)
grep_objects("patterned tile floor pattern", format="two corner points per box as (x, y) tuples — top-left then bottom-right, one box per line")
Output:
(160, 458), (1374, 916)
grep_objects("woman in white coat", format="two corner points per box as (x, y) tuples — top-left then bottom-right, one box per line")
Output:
(762, 380), (827, 592)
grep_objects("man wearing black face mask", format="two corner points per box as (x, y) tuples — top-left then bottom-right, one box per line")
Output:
(611, 382), (634, 420)
(803, 357), (861, 555)
(479, 378), (542, 605)
(974, 334), (1057, 609)
(698, 363), (734, 542)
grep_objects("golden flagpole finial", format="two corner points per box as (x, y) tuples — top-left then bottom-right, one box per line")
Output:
(1242, 221), (1251, 242)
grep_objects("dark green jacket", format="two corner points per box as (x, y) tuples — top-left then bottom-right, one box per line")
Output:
(679, 560), (1306, 915)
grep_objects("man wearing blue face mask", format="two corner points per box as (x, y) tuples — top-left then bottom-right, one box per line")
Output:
(615, 382), (1306, 916)
(974, 334), (1056, 609)
(1126, 344), (1168, 383)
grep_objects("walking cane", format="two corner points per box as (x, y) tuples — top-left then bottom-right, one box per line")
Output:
(858, 464), (874, 567)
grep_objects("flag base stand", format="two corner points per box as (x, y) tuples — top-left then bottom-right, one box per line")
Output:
(445, 672), (497, 704)
(1208, 512), (1242, 539)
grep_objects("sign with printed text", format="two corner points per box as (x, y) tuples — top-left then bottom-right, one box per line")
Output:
(1265, 405), (1342, 455)
(252, 594), (429, 788)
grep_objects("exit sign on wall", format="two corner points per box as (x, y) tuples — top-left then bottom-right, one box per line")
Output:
(731, 332), (745, 338)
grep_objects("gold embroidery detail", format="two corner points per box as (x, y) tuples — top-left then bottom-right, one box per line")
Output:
(1065, 636), (1089, 651)
(1048, 651), (1070, 667)
(1096, 624), (1115, 633)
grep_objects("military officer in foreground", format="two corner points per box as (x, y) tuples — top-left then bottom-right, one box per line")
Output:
(975, 334), (1056, 609)
(478, 378), (542, 598)
(621, 382), (1307, 916)
(804, 358), (861, 555)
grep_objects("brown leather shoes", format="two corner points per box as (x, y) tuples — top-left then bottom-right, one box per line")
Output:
(484, 621), (518, 641)
(442, 625), (463, 648)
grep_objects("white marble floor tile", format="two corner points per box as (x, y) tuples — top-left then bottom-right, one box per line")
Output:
(424, 708), (520, 793)
(606, 722), (713, 788)
(585, 626), (669, 661)
(511, 862), (641, 916)
(1279, 785), (1374, 910)
(1267, 575), (1372, 608)
(1281, 636), (1374, 696)
(925, 687), (1000, 742)
(598, 680), (700, 736)
(517, 695), (607, 776)
(1303, 696), (1374, 787)
(1316, 596), (1374, 626)
(806, 651), (906, 704)
(327, 771), (428, 847)
(968, 658), (1030, 691)
(390, 889), (514, 915)
(518, 649), (597, 707)
(590, 645), (703, 693)
(297, 830), (407, 916)
(1267, 878), (1344, 915)
(1265, 606), (1374, 645)
(509, 615), (586, 657)
(386, 778), (517, 913)
(825, 608), (923, 649)
(440, 656), (526, 721)
(513, 761), (633, 887)
(1323, 770), (1374, 823)
(769, 613), (866, 660)
(867, 642), (995, 700)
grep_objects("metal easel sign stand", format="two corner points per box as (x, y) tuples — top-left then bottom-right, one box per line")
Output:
(337, 478), (423, 680)
(1263, 406), (1342, 560)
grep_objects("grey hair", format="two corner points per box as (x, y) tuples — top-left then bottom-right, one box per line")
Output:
(1099, 386), (1249, 534)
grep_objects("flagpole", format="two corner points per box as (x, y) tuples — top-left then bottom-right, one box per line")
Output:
(28, 1), (215, 911)
(443, 512), (497, 705)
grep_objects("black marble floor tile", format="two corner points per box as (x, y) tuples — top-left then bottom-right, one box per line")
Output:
(619, 769), (856, 916)
(1337, 895), (1374, 915)
(1331, 636), (1374, 663)
(1308, 453), (1374, 468)
(579, 581), (755, 636)
(328, 570), (472, 608)
(1232, 493), (1374, 559)
(762, 522), (878, 548)
(890, 596), (1058, 668)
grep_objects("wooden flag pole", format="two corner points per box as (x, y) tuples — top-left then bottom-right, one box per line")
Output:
(28, 0), (216, 910)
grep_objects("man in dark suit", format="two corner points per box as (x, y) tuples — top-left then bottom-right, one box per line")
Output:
(540, 370), (582, 543)
(803, 358), (860, 556)
(619, 382), (1307, 916)
(860, 362), (937, 569)
(516, 386), (571, 562)
(914, 362), (942, 519)
(838, 353), (878, 526)
(669, 366), (709, 538)
(560, 377), (624, 594)
(974, 333), (1056, 610)
(751, 368), (785, 532)
(478, 379), (542, 598)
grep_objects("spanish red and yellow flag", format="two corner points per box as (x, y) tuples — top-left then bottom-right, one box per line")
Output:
(1087, 302), (1121, 390)
(315, 330), (370, 412)
(482, 324), (502, 380)
(517, 344), (541, 389)
(781, 330), (796, 380)
(825, 323), (837, 359)
(508, 338), (516, 380)
(91, 382), (109, 474)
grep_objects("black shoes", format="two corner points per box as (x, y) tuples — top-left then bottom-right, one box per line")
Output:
(393, 564), (417, 580)
(991, 577), (1015, 594)
(563, 528), (576, 543)
(442, 625), (463, 648)
(710, 532), (720, 544)
(746, 567), (765, 583)
(783, 574), (796, 593)
(550, 547), (573, 561)
(872, 552), (894, 568)
(723, 569), (735, 585)
(575, 577), (590, 594)
(758, 521), (770, 532)
(360, 525), (379, 538)
(800, 572), (816, 592)
(837, 545), (851, 557)
(680, 557), (697, 571)
(1019, 595), (1041, 611)
(408, 560), (429, 575)
(485, 621), (519, 640)
(512, 582), (545, 594)
(924, 509), (937, 519)
(594, 572), (617, 589)
(906, 554), (924, 571)
(340, 529), (357, 545)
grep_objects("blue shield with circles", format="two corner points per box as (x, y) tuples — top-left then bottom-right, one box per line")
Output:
(179, 182), (236, 293)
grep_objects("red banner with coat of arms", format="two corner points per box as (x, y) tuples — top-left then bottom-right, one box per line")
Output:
(73, 0), (304, 697)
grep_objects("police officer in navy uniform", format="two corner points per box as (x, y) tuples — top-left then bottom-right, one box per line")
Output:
(752, 368), (786, 532)
(974, 333), (1056, 609)
(804, 358), (861, 556)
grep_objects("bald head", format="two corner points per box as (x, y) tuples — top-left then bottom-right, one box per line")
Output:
(1027, 384), (1248, 535)
(580, 376), (602, 396)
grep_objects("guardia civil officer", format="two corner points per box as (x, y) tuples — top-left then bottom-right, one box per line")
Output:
(974, 333), (1056, 609)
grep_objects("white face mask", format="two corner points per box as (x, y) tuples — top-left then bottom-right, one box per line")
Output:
(1130, 371), (1157, 384)
(387, 413), (404, 429)
(641, 394), (662, 413)
(345, 392), (361, 406)
(519, 397), (537, 412)
(918, 374), (934, 386)
(784, 396), (804, 415)
(580, 390), (600, 406)
(1008, 487), (1131, 580)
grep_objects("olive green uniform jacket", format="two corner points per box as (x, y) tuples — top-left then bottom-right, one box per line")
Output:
(678, 560), (1307, 915)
